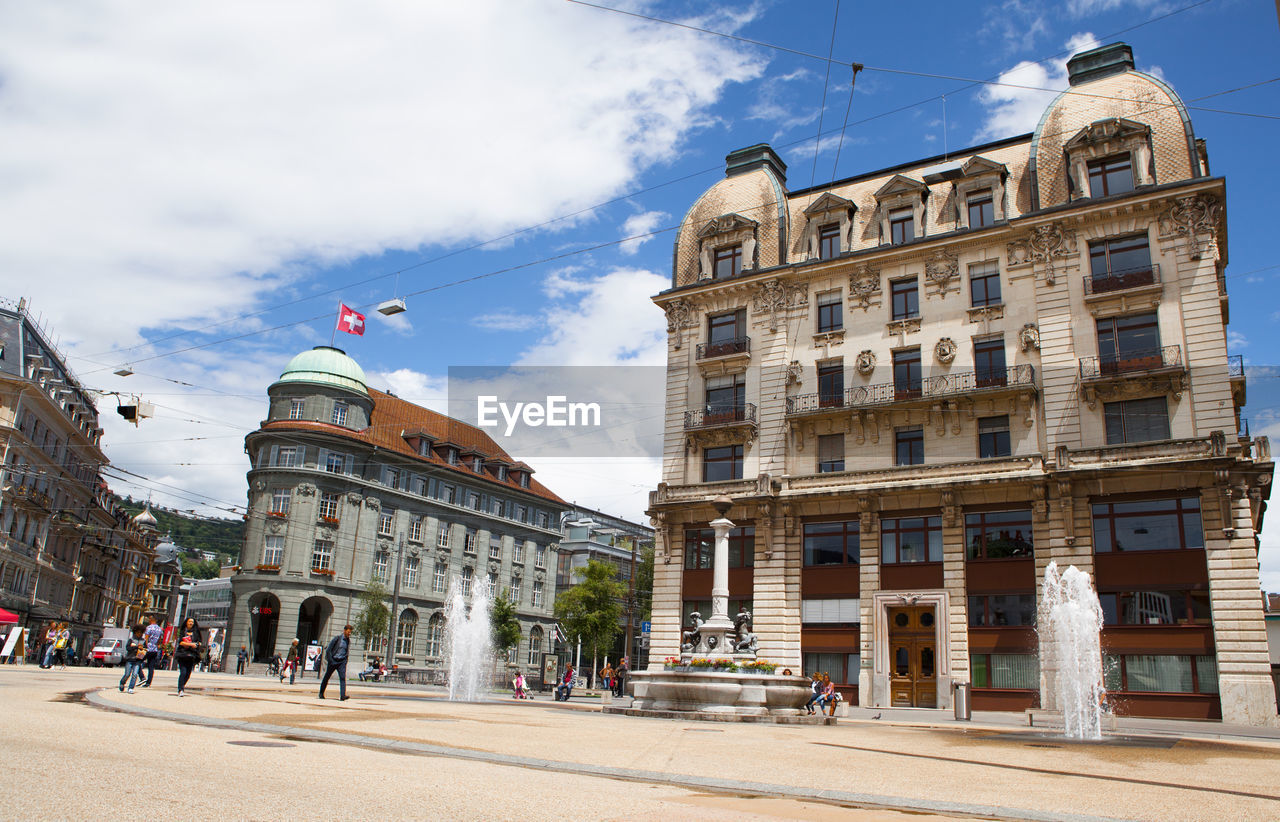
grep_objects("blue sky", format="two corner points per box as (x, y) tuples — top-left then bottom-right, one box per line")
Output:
(2, 1), (1277, 584)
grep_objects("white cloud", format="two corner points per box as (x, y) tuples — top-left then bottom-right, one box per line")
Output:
(1228, 331), (1248, 351)
(976, 32), (1101, 141)
(619, 210), (669, 255)
(473, 312), (542, 332)
(0, 1), (762, 357)
(368, 368), (450, 415)
(519, 268), (669, 366)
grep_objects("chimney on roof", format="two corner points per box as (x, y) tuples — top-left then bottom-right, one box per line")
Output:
(725, 144), (787, 185)
(1067, 43), (1135, 86)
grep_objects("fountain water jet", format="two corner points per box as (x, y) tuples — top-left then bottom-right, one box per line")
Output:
(1039, 561), (1106, 740)
(444, 577), (493, 702)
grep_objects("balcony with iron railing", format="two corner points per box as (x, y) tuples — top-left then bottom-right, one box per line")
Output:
(786, 365), (1036, 415)
(695, 336), (750, 361)
(1079, 345), (1183, 380)
(1083, 264), (1161, 297)
(1228, 354), (1244, 379)
(684, 403), (757, 430)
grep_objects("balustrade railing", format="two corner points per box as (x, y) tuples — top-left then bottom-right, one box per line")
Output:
(1228, 354), (1244, 378)
(786, 365), (1035, 414)
(1083, 263), (1160, 296)
(695, 336), (750, 360)
(684, 402), (757, 429)
(1079, 345), (1182, 379)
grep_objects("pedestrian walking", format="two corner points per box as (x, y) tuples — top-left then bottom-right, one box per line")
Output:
(173, 617), (204, 697)
(282, 639), (300, 684)
(555, 664), (575, 701)
(119, 624), (147, 693)
(235, 645), (248, 675)
(40, 622), (57, 668)
(599, 662), (614, 694)
(141, 617), (163, 687)
(614, 656), (629, 697)
(318, 625), (352, 701)
(53, 623), (70, 669)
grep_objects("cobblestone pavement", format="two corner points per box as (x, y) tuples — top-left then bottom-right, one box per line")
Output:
(4, 665), (1279, 821)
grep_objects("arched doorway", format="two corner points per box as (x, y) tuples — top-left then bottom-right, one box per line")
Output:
(297, 596), (333, 650)
(249, 593), (280, 663)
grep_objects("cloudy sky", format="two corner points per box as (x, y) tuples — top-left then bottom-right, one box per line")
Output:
(3, 1), (1278, 586)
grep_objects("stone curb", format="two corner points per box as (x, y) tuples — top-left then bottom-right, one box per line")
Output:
(84, 688), (1126, 822)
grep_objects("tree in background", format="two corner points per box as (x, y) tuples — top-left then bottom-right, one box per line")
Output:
(353, 581), (390, 657)
(554, 559), (626, 684)
(180, 557), (221, 579)
(490, 590), (521, 660)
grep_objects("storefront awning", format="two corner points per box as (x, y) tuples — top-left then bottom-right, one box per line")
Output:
(0, 608), (20, 624)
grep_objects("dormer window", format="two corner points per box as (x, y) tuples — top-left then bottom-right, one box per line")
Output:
(889, 208), (914, 245)
(696, 214), (758, 280)
(925, 155), (1008, 230)
(331, 402), (347, 427)
(1064, 118), (1153, 201)
(802, 193), (855, 261)
(288, 400), (305, 420)
(874, 175), (928, 246)
(714, 245), (742, 279)
(818, 224), (840, 259)
(966, 190), (994, 228)
(1087, 155), (1134, 198)
(472, 455), (484, 473)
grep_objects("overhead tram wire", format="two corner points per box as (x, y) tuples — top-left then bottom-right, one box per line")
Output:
(807, 0), (842, 191)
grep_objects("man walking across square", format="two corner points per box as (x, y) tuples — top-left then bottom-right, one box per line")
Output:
(235, 645), (249, 675)
(318, 624), (352, 701)
(141, 617), (163, 687)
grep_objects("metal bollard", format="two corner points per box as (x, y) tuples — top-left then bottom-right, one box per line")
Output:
(953, 681), (971, 721)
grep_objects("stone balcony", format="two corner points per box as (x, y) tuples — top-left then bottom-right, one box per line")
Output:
(786, 364), (1036, 419)
(1078, 345), (1186, 408)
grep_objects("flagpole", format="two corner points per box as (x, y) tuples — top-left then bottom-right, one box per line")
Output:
(330, 301), (340, 347)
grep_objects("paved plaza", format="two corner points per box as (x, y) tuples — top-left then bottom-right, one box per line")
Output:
(3, 665), (1279, 821)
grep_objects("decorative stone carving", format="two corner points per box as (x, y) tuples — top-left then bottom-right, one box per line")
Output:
(1080, 373), (1187, 409)
(1006, 222), (1078, 284)
(266, 518), (284, 534)
(730, 606), (757, 655)
(968, 305), (1005, 327)
(253, 480), (266, 492)
(488, 560), (500, 574)
(697, 213), (758, 279)
(856, 349), (876, 375)
(934, 337), (957, 364)
(786, 360), (803, 386)
(1064, 118), (1153, 199)
(752, 279), (808, 332)
(886, 317), (922, 338)
(1019, 322), (1040, 352)
(296, 483), (316, 497)
(849, 264), (882, 311)
(681, 612), (704, 653)
(665, 299), (696, 350)
(924, 250), (960, 298)
(1157, 194), (1221, 260)
(364, 496), (381, 510)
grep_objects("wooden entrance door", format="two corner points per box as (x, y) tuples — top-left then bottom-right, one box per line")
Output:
(888, 606), (937, 708)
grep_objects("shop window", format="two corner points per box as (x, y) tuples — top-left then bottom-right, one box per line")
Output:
(684, 527), (754, 570)
(1091, 496), (1204, 553)
(968, 594), (1036, 626)
(880, 516), (941, 564)
(803, 520), (859, 566)
(965, 510), (1032, 559)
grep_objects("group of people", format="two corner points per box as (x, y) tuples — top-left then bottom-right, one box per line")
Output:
(36, 622), (73, 668)
(805, 672), (841, 716)
(597, 656), (629, 698)
(116, 616), (204, 696)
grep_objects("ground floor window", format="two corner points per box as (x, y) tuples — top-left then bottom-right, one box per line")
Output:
(970, 653), (1039, 689)
(395, 613), (417, 657)
(425, 614), (444, 657)
(803, 652), (860, 686)
(1104, 654), (1218, 694)
(968, 594), (1036, 626)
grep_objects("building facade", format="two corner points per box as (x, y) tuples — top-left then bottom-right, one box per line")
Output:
(227, 346), (567, 676)
(557, 505), (655, 663)
(0, 298), (158, 657)
(647, 44), (1277, 724)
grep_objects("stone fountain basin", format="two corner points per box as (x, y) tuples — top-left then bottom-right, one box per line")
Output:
(631, 671), (811, 716)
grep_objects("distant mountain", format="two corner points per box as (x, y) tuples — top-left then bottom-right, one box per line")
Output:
(117, 497), (244, 564)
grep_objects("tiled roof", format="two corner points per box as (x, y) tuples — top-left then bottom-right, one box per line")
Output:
(259, 388), (566, 506)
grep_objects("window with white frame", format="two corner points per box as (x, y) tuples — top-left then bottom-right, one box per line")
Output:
(426, 613), (444, 657)
(487, 572), (498, 597)
(441, 484), (456, 504)
(536, 511), (548, 529)
(408, 517), (423, 543)
(432, 562), (447, 593)
(535, 545), (546, 569)
(513, 542), (525, 565)
(467, 492), (481, 511)
(372, 552), (389, 584)
(324, 452), (346, 474)
(331, 402), (348, 426)
(403, 556), (419, 588)
(269, 488), (291, 515)
(489, 534), (502, 559)
(318, 492), (340, 521)
(491, 498), (504, 516)
(385, 466), (400, 488)
(395, 611), (417, 656)
(262, 535), (284, 567)
(509, 576), (521, 602)
(275, 446), (298, 467)
(437, 523), (451, 549)
(311, 539), (333, 571)
(461, 566), (473, 597)
(288, 399), (305, 420)
(527, 626), (543, 665)
(464, 528), (477, 553)
(531, 580), (544, 608)
(378, 510), (394, 536)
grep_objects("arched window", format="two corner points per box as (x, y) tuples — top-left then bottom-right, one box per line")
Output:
(527, 625), (544, 666)
(395, 609), (417, 657)
(426, 613), (445, 657)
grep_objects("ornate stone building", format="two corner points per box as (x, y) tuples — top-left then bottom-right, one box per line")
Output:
(0, 298), (157, 656)
(647, 44), (1277, 724)
(227, 346), (567, 676)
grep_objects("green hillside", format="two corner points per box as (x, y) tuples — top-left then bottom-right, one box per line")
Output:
(118, 497), (244, 578)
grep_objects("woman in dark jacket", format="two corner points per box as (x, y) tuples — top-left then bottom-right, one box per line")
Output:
(174, 617), (203, 697)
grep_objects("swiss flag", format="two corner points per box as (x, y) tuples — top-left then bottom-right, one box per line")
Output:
(337, 304), (365, 336)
